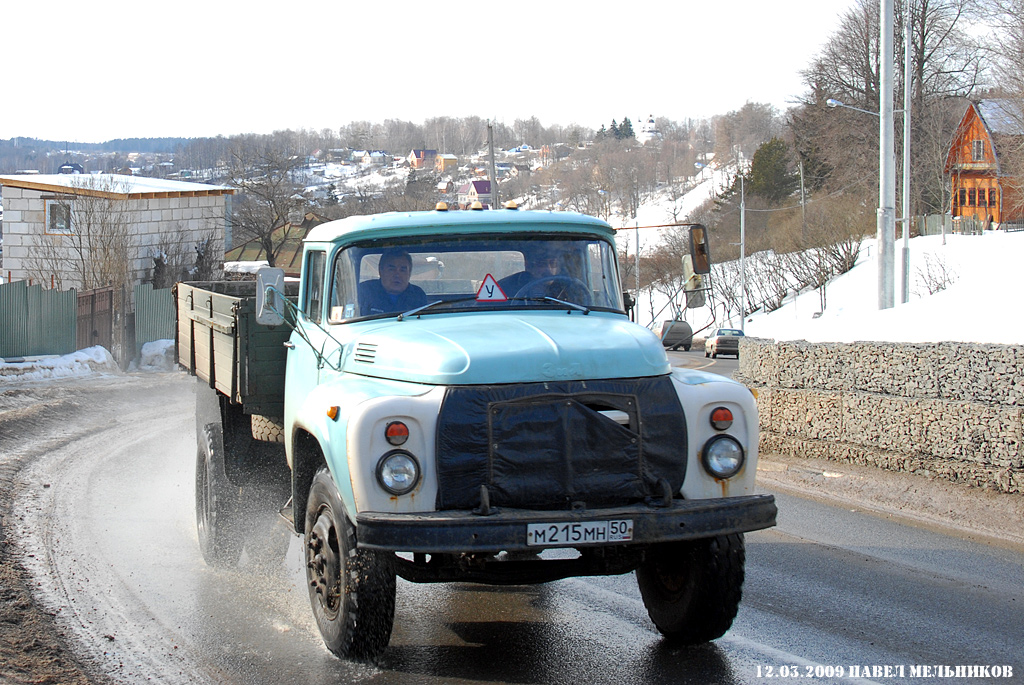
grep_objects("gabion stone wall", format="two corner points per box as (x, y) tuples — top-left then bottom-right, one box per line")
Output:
(736, 338), (1024, 494)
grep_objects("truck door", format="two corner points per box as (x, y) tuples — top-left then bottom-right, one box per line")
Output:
(284, 249), (333, 432)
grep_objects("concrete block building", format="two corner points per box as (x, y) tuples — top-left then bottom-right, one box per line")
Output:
(0, 174), (234, 289)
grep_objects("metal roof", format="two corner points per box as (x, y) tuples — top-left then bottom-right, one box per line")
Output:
(977, 99), (1024, 136)
(0, 173), (233, 198)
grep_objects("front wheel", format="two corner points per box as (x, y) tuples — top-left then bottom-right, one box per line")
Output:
(305, 468), (396, 661)
(636, 534), (745, 645)
(195, 424), (242, 567)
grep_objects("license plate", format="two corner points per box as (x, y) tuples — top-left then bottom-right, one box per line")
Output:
(526, 520), (633, 547)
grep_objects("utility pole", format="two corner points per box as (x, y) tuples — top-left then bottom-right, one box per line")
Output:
(487, 122), (500, 208)
(740, 174), (746, 332)
(901, 17), (912, 304)
(878, 0), (896, 310)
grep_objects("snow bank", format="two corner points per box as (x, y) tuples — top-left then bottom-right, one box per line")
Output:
(0, 345), (119, 381)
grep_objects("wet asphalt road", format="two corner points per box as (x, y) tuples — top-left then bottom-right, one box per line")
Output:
(10, 369), (1024, 684)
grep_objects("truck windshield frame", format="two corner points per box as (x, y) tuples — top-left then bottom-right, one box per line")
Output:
(326, 233), (623, 323)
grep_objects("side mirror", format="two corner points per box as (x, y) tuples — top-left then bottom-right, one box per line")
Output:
(682, 256), (706, 309)
(256, 267), (286, 327)
(689, 224), (711, 274)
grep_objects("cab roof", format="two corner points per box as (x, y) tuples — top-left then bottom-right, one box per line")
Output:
(303, 208), (615, 245)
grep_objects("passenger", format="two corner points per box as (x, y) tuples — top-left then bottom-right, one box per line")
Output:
(358, 249), (428, 316)
(498, 244), (562, 297)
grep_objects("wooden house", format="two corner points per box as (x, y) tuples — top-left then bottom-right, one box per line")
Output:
(435, 154), (458, 173)
(408, 149), (438, 170)
(945, 99), (1024, 226)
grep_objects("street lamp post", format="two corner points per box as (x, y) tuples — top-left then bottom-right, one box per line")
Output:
(825, 1), (906, 310)
(822, 0), (901, 310)
(878, 0), (896, 310)
(901, 19), (912, 304)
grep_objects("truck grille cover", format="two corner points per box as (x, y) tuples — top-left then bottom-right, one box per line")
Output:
(435, 376), (687, 510)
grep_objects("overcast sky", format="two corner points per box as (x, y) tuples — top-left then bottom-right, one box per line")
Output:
(3, 0), (854, 144)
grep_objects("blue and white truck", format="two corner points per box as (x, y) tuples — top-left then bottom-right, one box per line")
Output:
(175, 207), (776, 661)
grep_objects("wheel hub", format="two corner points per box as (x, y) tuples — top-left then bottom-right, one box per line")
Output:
(306, 511), (341, 613)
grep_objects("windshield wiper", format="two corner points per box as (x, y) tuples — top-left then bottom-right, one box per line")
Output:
(397, 297), (478, 321)
(512, 296), (591, 315)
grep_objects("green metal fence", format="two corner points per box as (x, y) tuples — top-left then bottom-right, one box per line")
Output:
(0, 280), (176, 361)
(133, 283), (175, 357)
(0, 281), (77, 358)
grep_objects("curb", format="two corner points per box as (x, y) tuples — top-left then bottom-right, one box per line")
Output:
(756, 452), (1024, 551)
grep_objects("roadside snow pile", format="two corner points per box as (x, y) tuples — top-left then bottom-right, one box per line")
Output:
(135, 340), (176, 372)
(0, 346), (119, 381)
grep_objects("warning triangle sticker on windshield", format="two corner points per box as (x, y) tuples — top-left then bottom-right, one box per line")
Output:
(476, 274), (508, 301)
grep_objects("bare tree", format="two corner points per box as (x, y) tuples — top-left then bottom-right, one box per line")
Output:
(228, 137), (307, 267)
(794, 0), (986, 214)
(24, 176), (138, 293)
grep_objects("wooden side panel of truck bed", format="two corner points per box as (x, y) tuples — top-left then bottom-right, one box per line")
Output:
(175, 281), (293, 418)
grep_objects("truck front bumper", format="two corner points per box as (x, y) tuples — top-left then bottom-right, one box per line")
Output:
(355, 493), (776, 553)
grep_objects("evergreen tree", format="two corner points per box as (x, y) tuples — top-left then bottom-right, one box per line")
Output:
(619, 117), (635, 140)
(748, 137), (798, 205)
(609, 120), (620, 139)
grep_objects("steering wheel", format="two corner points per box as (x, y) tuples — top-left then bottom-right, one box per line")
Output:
(513, 275), (592, 305)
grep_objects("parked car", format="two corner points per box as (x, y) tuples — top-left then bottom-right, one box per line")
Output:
(653, 319), (693, 351)
(705, 328), (744, 358)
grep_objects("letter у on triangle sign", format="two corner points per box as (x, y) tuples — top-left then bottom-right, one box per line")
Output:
(477, 274), (507, 301)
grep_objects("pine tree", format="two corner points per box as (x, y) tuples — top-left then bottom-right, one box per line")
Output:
(748, 137), (798, 205)
(619, 117), (635, 140)
(610, 120), (620, 139)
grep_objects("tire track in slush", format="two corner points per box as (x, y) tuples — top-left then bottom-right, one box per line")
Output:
(14, 375), (207, 683)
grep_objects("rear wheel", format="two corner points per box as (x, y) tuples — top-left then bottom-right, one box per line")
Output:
(636, 534), (745, 645)
(195, 424), (242, 566)
(305, 468), (396, 661)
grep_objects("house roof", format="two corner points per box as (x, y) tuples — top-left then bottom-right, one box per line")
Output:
(0, 173), (234, 199)
(977, 99), (1024, 135)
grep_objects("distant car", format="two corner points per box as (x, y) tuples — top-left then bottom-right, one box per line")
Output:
(653, 319), (693, 351)
(705, 328), (744, 358)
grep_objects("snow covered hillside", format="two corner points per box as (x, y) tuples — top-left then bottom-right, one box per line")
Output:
(608, 166), (1021, 346)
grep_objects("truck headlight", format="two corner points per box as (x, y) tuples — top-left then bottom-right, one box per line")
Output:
(376, 450), (420, 495)
(701, 435), (745, 479)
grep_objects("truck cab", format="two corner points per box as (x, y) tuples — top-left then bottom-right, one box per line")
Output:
(221, 207), (774, 661)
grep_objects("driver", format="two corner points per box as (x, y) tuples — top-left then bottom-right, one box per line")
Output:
(358, 248), (428, 316)
(498, 244), (562, 297)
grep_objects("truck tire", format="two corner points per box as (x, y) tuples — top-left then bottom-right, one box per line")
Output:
(636, 533), (745, 645)
(195, 423), (243, 567)
(251, 414), (285, 443)
(305, 468), (396, 661)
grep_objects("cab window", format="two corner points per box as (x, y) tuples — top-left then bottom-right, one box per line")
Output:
(304, 251), (326, 323)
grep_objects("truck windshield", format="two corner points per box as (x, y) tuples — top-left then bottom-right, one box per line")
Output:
(327, 234), (623, 322)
